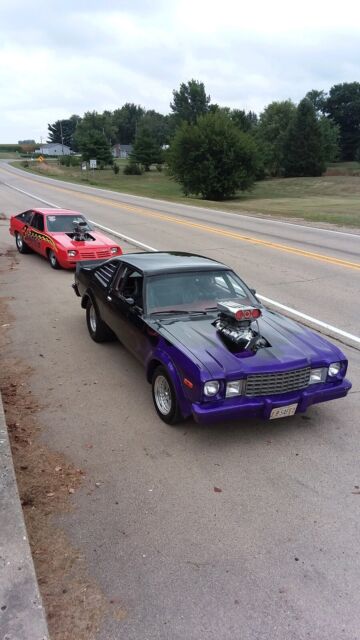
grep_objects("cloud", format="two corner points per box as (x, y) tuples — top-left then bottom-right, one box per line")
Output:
(0, 0), (359, 141)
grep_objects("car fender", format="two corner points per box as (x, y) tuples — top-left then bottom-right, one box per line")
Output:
(146, 349), (193, 418)
(81, 287), (96, 310)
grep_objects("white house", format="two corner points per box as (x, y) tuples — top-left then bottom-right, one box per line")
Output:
(37, 143), (71, 156)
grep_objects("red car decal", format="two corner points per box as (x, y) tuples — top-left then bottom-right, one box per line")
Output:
(23, 225), (57, 251)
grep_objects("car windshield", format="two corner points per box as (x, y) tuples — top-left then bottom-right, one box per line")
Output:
(146, 270), (255, 315)
(46, 214), (93, 232)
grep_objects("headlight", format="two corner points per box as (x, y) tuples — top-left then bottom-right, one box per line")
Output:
(309, 368), (327, 384)
(328, 362), (341, 377)
(110, 247), (118, 254)
(67, 250), (77, 257)
(204, 381), (220, 397)
(226, 380), (244, 397)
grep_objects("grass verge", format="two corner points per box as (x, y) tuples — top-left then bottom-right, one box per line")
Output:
(10, 160), (360, 228)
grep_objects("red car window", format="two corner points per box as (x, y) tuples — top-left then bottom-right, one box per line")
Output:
(31, 213), (44, 231)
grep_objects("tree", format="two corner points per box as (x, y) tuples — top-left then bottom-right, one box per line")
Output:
(305, 90), (327, 115)
(256, 100), (296, 176)
(140, 110), (170, 146)
(112, 103), (145, 144)
(74, 111), (113, 165)
(168, 111), (259, 200)
(318, 116), (340, 163)
(283, 98), (325, 177)
(77, 130), (113, 165)
(47, 115), (81, 149)
(325, 82), (360, 160)
(170, 79), (210, 126)
(230, 109), (258, 133)
(132, 125), (162, 170)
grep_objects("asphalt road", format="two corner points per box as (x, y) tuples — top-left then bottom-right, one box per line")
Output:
(1, 161), (360, 337)
(1, 164), (360, 639)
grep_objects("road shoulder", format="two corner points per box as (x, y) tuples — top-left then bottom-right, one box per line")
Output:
(0, 393), (49, 640)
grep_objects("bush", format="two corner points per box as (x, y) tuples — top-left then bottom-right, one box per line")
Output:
(21, 160), (29, 167)
(113, 163), (120, 174)
(156, 163), (163, 172)
(59, 155), (71, 167)
(123, 161), (143, 175)
(70, 156), (81, 167)
(168, 111), (259, 200)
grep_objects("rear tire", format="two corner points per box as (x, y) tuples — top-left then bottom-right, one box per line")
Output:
(15, 232), (31, 254)
(86, 298), (115, 343)
(48, 250), (61, 270)
(152, 366), (183, 425)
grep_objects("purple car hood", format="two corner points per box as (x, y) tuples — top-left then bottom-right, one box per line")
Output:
(158, 309), (344, 378)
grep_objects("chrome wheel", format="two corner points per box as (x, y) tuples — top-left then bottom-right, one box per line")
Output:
(89, 304), (97, 333)
(154, 375), (172, 415)
(16, 233), (23, 250)
(50, 252), (57, 267)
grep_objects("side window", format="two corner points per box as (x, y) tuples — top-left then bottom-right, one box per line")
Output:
(119, 269), (144, 308)
(16, 210), (34, 224)
(31, 213), (44, 231)
(112, 264), (129, 292)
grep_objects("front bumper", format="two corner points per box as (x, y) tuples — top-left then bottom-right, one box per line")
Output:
(191, 378), (352, 424)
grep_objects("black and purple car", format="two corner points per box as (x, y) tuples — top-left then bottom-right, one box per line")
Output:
(73, 252), (351, 424)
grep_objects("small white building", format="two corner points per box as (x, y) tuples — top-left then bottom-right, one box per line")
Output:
(37, 143), (71, 156)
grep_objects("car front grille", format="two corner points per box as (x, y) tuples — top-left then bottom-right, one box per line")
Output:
(244, 367), (311, 397)
(79, 251), (97, 259)
(79, 249), (112, 259)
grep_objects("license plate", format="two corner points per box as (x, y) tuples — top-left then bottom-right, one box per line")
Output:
(270, 403), (298, 420)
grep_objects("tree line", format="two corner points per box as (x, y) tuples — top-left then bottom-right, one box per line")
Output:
(47, 80), (360, 200)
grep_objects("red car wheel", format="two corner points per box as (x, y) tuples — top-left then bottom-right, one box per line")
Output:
(48, 250), (61, 270)
(15, 232), (31, 254)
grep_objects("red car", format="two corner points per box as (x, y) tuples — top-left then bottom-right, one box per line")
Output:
(9, 208), (122, 269)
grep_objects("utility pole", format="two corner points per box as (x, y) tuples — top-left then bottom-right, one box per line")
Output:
(59, 120), (64, 155)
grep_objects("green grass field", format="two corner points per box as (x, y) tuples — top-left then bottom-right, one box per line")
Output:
(11, 159), (360, 228)
(0, 152), (21, 158)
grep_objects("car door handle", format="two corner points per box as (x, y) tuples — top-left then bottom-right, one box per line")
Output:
(107, 295), (112, 302)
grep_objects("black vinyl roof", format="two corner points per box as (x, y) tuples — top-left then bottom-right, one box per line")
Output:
(118, 252), (229, 275)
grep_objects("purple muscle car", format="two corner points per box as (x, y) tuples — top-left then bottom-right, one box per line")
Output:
(73, 252), (351, 424)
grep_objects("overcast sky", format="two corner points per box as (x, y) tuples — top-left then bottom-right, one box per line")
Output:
(0, 0), (359, 143)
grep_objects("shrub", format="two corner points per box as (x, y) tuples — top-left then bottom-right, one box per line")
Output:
(21, 160), (29, 167)
(168, 111), (259, 200)
(123, 162), (143, 175)
(156, 163), (163, 172)
(113, 163), (120, 174)
(59, 155), (71, 167)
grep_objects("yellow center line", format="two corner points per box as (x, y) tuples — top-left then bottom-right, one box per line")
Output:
(3, 166), (360, 270)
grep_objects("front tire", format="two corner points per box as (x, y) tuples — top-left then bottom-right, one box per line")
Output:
(48, 250), (61, 270)
(152, 366), (183, 425)
(86, 298), (115, 343)
(15, 232), (31, 254)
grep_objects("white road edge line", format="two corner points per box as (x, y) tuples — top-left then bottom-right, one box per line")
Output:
(3, 180), (360, 346)
(90, 221), (156, 252)
(3, 162), (360, 238)
(3, 182), (61, 209)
